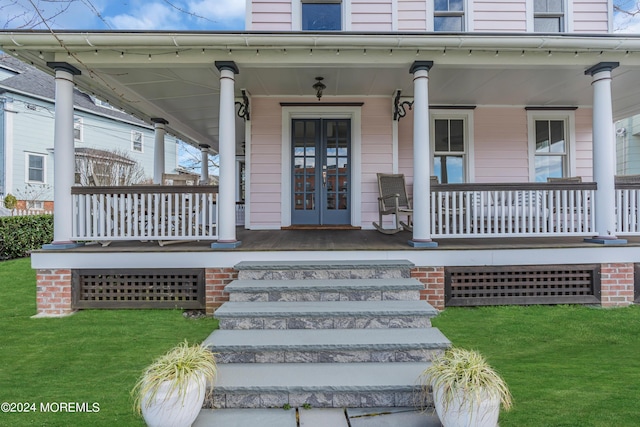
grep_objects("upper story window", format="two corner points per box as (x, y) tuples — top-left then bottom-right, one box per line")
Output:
(302, 0), (342, 31)
(434, 0), (465, 31)
(534, 0), (564, 32)
(132, 131), (143, 153)
(74, 116), (83, 142)
(26, 153), (46, 184)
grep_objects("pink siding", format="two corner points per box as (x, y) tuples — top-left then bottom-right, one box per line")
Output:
(250, 0), (292, 31)
(572, 0), (609, 33)
(351, 0), (393, 31)
(397, 0), (427, 31)
(473, 0), (527, 32)
(574, 108), (593, 180)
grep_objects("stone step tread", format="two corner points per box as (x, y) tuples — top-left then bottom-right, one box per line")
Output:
(235, 260), (414, 271)
(225, 278), (423, 293)
(214, 301), (438, 318)
(204, 328), (451, 352)
(213, 362), (429, 393)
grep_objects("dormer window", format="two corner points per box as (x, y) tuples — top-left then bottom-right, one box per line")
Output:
(534, 0), (564, 32)
(302, 0), (342, 31)
(434, 0), (465, 31)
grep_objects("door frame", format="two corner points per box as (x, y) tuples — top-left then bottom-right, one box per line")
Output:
(281, 105), (362, 227)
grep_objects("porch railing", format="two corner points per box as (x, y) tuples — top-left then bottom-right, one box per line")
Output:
(616, 182), (640, 235)
(430, 182), (597, 238)
(71, 186), (218, 243)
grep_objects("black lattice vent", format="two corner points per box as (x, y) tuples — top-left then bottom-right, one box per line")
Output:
(445, 265), (601, 307)
(72, 269), (205, 309)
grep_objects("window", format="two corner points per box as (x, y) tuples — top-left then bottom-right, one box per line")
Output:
(432, 118), (467, 183)
(302, 0), (341, 31)
(26, 153), (45, 183)
(434, 0), (465, 31)
(74, 116), (83, 142)
(534, 0), (564, 32)
(131, 131), (143, 152)
(533, 119), (567, 181)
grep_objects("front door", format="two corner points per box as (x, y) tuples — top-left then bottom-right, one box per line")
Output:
(292, 119), (351, 225)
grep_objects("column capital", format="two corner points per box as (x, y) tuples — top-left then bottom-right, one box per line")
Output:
(584, 62), (619, 76)
(410, 61), (434, 74)
(151, 117), (169, 125)
(199, 143), (211, 150)
(46, 62), (81, 76)
(215, 61), (239, 74)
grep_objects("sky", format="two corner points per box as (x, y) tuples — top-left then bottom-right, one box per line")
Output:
(1, 0), (639, 32)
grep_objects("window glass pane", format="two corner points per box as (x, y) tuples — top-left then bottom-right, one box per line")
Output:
(534, 0), (547, 12)
(435, 0), (448, 11)
(549, 120), (565, 153)
(28, 155), (44, 182)
(450, 120), (464, 152)
(434, 16), (463, 31)
(535, 120), (550, 152)
(434, 155), (464, 184)
(302, 3), (341, 31)
(449, 0), (464, 12)
(535, 155), (564, 182)
(547, 0), (563, 12)
(434, 120), (449, 151)
(534, 17), (561, 32)
(29, 155), (43, 169)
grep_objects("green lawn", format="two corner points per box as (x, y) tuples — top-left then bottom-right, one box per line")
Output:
(1, 258), (639, 426)
(0, 258), (218, 427)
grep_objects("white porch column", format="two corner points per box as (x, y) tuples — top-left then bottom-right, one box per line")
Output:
(43, 62), (82, 249)
(212, 61), (241, 248)
(409, 61), (437, 248)
(584, 62), (626, 245)
(199, 144), (210, 185)
(151, 118), (168, 184)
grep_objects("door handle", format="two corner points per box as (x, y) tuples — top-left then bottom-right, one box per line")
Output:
(322, 165), (327, 187)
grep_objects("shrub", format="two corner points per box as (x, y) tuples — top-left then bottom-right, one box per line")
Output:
(0, 214), (53, 260)
(3, 194), (17, 211)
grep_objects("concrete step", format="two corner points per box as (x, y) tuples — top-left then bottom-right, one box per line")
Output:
(203, 328), (451, 364)
(226, 278), (422, 302)
(235, 260), (414, 281)
(207, 362), (433, 409)
(215, 300), (438, 330)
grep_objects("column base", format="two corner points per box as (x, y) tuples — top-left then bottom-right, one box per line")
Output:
(583, 237), (627, 245)
(42, 241), (85, 250)
(211, 240), (243, 249)
(408, 239), (438, 248)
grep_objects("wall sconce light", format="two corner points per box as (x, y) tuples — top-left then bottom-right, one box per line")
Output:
(313, 77), (326, 101)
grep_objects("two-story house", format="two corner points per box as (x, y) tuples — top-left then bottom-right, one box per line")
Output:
(0, 54), (179, 212)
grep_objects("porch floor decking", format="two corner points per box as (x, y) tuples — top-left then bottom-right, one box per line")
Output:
(66, 229), (640, 252)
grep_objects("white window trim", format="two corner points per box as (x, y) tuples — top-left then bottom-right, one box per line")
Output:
(131, 130), (144, 153)
(280, 105), (362, 228)
(526, 0), (572, 32)
(74, 116), (83, 142)
(430, 109), (475, 183)
(25, 152), (47, 184)
(428, 0), (471, 32)
(293, 0), (351, 31)
(527, 110), (576, 181)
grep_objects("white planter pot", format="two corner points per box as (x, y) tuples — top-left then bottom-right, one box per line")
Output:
(433, 384), (501, 427)
(141, 374), (206, 427)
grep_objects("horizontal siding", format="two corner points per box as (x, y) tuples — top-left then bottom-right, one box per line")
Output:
(250, 0), (292, 31)
(572, 0), (609, 33)
(574, 108), (593, 180)
(473, 0), (527, 32)
(351, 0), (393, 31)
(397, 0), (427, 31)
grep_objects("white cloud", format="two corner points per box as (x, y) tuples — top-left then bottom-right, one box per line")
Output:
(614, 13), (640, 34)
(107, 3), (185, 30)
(187, 0), (245, 25)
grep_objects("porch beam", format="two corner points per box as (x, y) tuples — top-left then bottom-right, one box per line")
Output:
(213, 61), (241, 248)
(151, 118), (168, 185)
(584, 62), (626, 245)
(43, 62), (82, 249)
(409, 61), (437, 248)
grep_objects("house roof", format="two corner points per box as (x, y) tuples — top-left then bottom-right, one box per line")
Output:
(0, 54), (149, 127)
(1, 31), (640, 152)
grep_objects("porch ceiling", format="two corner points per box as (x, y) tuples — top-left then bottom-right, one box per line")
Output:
(3, 31), (640, 151)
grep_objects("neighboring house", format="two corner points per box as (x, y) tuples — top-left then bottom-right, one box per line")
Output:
(616, 115), (640, 175)
(0, 5), (638, 321)
(0, 54), (178, 211)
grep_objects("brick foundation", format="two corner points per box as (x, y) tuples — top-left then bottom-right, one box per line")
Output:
(600, 263), (634, 307)
(411, 267), (445, 310)
(205, 268), (238, 315)
(35, 269), (74, 317)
